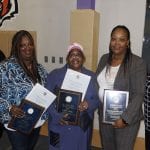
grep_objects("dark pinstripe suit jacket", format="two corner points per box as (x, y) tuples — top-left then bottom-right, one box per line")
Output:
(96, 53), (147, 125)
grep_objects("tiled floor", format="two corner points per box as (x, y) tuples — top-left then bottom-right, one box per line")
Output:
(0, 130), (101, 150)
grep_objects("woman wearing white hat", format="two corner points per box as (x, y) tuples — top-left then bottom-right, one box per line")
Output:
(46, 42), (99, 150)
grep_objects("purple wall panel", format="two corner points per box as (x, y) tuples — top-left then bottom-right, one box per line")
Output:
(77, 0), (95, 10)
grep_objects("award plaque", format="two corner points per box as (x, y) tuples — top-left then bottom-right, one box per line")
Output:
(8, 99), (44, 134)
(57, 89), (82, 125)
(103, 89), (129, 124)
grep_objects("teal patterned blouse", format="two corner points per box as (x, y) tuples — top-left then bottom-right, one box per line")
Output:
(0, 56), (47, 123)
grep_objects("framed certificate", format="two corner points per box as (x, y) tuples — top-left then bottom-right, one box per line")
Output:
(103, 89), (129, 124)
(57, 89), (82, 125)
(8, 99), (44, 134)
(61, 69), (91, 101)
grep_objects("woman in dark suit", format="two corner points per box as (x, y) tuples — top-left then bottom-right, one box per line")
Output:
(96, 25), (146, 150)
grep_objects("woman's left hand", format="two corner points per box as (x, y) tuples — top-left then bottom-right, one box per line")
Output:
(113, 118), (128, 128)
(78, 100), (89, 112)
(59, 114), (69, 125)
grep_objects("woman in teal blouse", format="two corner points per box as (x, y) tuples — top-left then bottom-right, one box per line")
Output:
(0, 30), (47, 150)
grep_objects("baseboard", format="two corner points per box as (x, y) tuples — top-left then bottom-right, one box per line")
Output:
(134, 137), (145, 150)
(91, 129), (102, 147)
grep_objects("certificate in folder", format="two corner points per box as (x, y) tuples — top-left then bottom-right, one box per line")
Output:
(61, 69), (91, 101)
(25, 83), (56, 128)
(8, 99), (44, 134)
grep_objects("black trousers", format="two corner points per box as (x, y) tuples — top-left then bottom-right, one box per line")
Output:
(6, 127), (40, 150)
(145, 130), (150, 150)
(0, 123), (3, 138)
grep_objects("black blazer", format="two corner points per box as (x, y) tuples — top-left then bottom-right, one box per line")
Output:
(96, 53), (147, 125)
